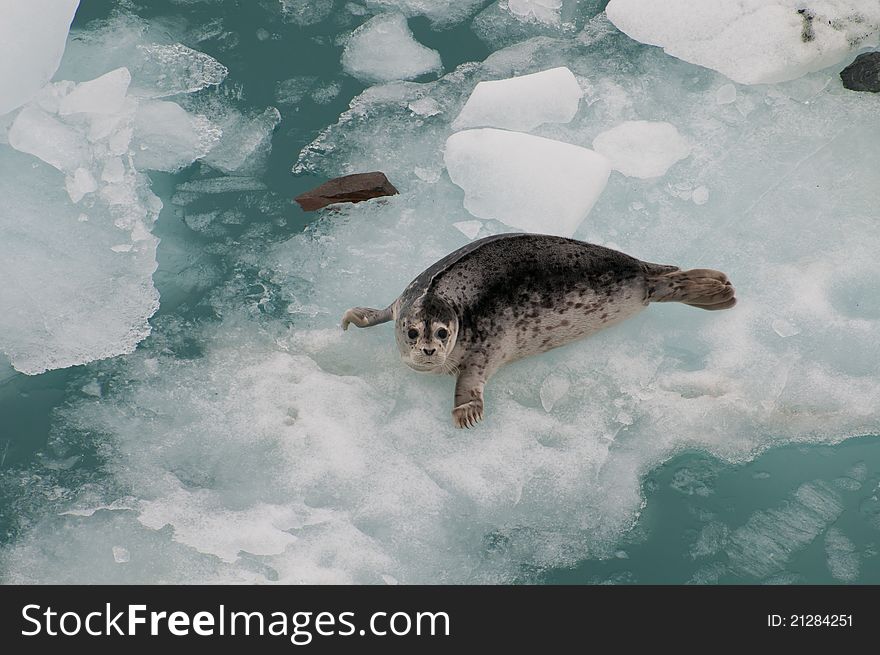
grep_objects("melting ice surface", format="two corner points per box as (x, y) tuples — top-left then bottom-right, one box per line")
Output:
(1, 2), (880, 584)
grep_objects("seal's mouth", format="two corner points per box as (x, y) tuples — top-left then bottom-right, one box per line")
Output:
(405, 355), (444, 372)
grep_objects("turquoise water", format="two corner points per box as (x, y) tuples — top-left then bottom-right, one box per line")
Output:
(1, 0), (878, 583)
(544, 439), (880, 584)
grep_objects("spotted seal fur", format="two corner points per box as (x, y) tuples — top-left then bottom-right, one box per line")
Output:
(342, 233), (735, 428)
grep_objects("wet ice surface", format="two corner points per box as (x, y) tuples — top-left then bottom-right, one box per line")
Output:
(1, 2), (880, 584)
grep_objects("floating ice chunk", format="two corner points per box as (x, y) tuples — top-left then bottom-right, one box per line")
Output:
(445, 128), (610, 237)
(8, 105), (91, 173)
(280, 0), (334, 25)
(65, 168), (98, 203)
(408, 97), (442, 117)
(414, 166), (441, 183)
(726, 482), (844, 579)
(473, 1), (604, 50)
(0, 148), (159, 375)
(605, 0), (880, 84)
(825, 527), (858, 582)
(134, 43), (228, 97)
(275, 76), (319, 105)
(112, 546), (131, 564)
(201, 107), (280, 175)
(138, 487), (298, 563)
(341, 13), (442, 84)
(56, 16), (227, 99)
(592, 121), (690, 179)
(771, 319), (801, 338)
(453, 220), (483, 240)
(58, 68), (131, 116)
(133, 100), (221, 172)
(690, 522), (729, 559)
(452, 67), (582, 132)
(715, 83), (737, 105)
(312, 81), (343, 105)
(102, 157), (125, 183)
(0, 111), (14, 144)
(176, 177), (268, 194)
(363, 0), (486, 26)
(508, 0), (563, 25)
(81, 380), (102, 397)
(540, 372), (571, 412)
(61, 497), (139, 517)
(0, 0), (79, 116)
(691, 185), (709, 205)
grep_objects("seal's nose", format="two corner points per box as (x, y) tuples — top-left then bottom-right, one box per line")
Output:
(422, 348), (436, 356)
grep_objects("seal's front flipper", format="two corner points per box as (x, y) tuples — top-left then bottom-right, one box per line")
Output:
(341, 306), (393, 330)
(452, 370), (486, 429)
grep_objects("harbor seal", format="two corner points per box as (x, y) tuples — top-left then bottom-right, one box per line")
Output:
(342, 233), (735, 428)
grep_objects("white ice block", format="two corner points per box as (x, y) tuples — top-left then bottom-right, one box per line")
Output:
(0, 0), (80, 115)
(444, 128), (611, 237)
(341, 13), (442, 84)
(452, 66), (583, 132)
(592, 120), (691, 179)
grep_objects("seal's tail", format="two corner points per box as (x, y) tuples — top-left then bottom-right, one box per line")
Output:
(646, 268), (736, 311)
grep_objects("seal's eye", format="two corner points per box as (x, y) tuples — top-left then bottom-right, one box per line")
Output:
(436, 328), (448, 340)
(407, 328), (419, 340)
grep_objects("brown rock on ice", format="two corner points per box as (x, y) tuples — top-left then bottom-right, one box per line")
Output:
(294, 172), (399, 211)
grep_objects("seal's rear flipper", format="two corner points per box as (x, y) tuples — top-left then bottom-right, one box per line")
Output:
(647, 268), (736, 310)
(341, 305), (394, 330)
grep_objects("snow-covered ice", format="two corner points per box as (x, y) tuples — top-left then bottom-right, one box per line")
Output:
(606, 0), (880, 84)
(452, 66), (583, 132)
(592, 120), (691, 179)
(341, 13), (442, 84)
(445, 128), (611, 237)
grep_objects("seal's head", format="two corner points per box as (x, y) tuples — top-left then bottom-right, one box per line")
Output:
(395, 296), (458, 372)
